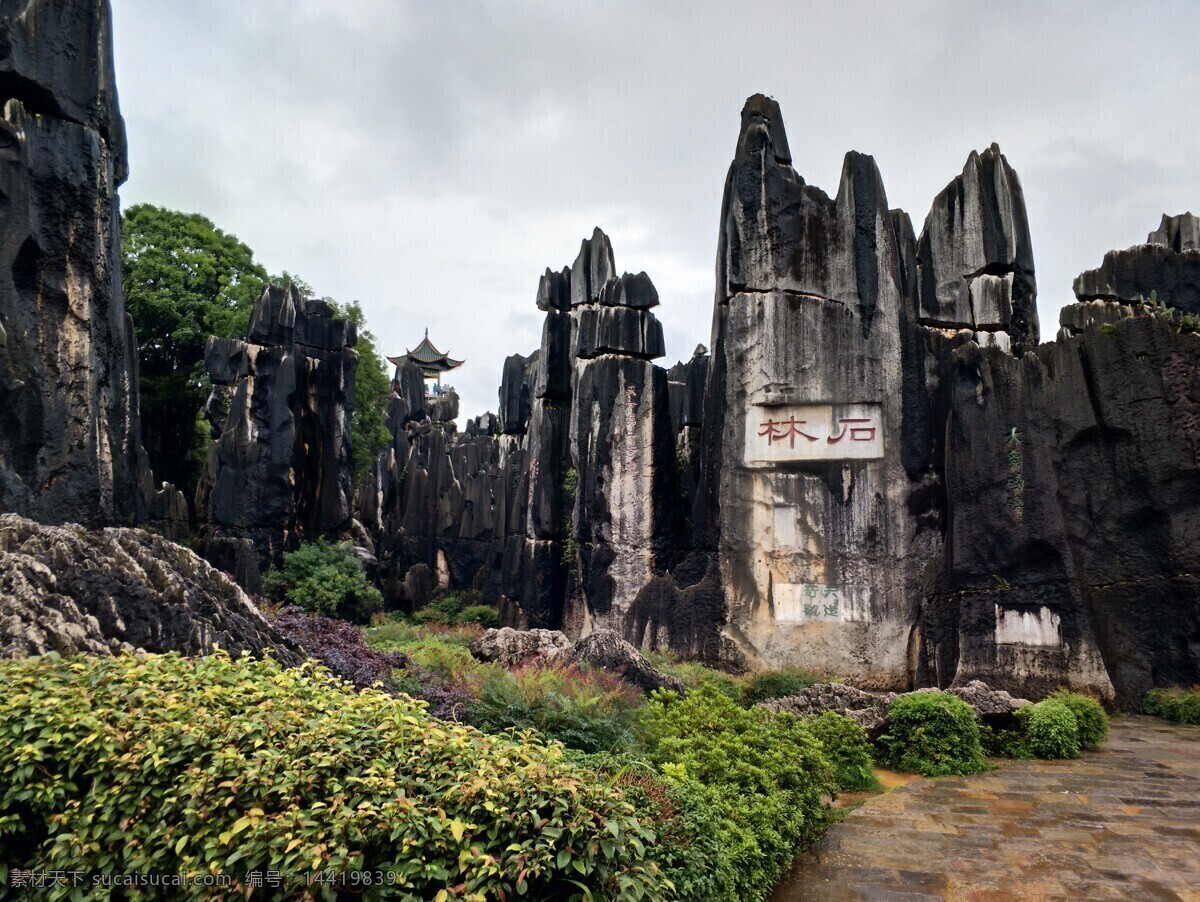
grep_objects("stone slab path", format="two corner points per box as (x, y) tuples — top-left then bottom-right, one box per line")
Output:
(773, 716), (1200, 901)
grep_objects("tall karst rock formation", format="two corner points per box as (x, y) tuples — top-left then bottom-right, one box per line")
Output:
(195, 285), (358, 584)
(0, 0), (152, 525)
(698, 94), (920, 686)
(690, 94), (1199, 706)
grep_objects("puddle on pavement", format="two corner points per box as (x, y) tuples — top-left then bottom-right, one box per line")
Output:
(832, 767), (922, 808)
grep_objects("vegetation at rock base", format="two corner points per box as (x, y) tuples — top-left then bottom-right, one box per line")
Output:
(1048, 690), (1109, 748)
(1018, 699), (1081, 760)
(410, 592), (499, 628)
(1142, 686), (1200, 724)
(741, 666), (822, 705)
(262, 539), (383, 624)
(0, 652), (668, 899)
(806, 711), (880, 792)
(270, 605), (408, 690)
(121, 204), (268, 494)
(471, 661), (644, 754)
(877, 692), (990, 776)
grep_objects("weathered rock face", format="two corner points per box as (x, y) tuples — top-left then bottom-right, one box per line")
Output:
(0, 0), (152, 526)
(701, 94), (922, 685)
(0, 514), (300, 663)
(563, 238), (679, 637)
(921, 311), (1200, 707)
(914, 144), (1038, 352)
(195, 284), (357, 573)
(1074, 213), (1200, 314)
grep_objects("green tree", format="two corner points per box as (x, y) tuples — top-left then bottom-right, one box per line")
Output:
(121, 204), (268, 495)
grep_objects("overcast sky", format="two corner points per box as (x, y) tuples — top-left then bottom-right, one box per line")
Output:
(111, 0), (1200, 422)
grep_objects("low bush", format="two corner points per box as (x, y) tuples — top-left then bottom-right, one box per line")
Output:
(978, 723), (1031, 759)
(568, 752), (740, 902)
(0, 652), (668, 899)
(1019, 699), (1081, 759)
(642, 650), (742, 700)
(271, 605), (407, 689)
(877, 692), (989, 776)
(1143, 687), (1200, 724)
(1049, 690), (1108, 748)
(807, 712), (880, 792)
(634, 684), (834, 899)
(741, 666), (822, 705)
(411, 593), (500, 628)
(364, 616), (479, 651)
(471, 661), (644, 754)
(262, 539), (382, 624)
(456, 604), (500, 628)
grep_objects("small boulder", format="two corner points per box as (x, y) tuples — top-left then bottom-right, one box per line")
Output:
(947, 680), (1032, 718)
(469, 627), (573, 667)
(552, 629), (685, 695)
(759, 680), (1031, 739)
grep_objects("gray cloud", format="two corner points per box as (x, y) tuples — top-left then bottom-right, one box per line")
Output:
(112, 0), (1200, 420)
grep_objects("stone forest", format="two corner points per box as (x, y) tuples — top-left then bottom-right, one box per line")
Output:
(1, 2), (1197, 900)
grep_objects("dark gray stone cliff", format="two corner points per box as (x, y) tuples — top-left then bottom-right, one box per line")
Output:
(0, 0), (152, 525)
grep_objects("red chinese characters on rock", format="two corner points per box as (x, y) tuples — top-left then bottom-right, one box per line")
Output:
(758, 415), (877, 447)
(757, 416), (818, 448)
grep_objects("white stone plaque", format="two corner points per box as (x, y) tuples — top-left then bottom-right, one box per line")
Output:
(994, 605), (1062, 647)
(774, 583), (872, 623)
(745, 403), (884, 464)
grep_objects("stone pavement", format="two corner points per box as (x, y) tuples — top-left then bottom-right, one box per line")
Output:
(773, 716), (1200, 901)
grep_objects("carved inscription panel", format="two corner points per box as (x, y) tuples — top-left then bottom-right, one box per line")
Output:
(774, 583), (872, 623)
(745, 403), (883, 464)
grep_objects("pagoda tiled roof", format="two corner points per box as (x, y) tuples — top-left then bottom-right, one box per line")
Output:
(387, 331), (464, 371)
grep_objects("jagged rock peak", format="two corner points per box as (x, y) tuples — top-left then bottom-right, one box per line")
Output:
(569, 227), (616, 307)
(1148, 212), (1200, 252)
(1073, 213), (1200, 315)
(246, 283), (301, 346)
(738, 93), (792, 166)
(720, 95), (898, 327)
(536, 267), (571, 312)
(598, 271), (659, 309)
(915, 142), (1038, 350)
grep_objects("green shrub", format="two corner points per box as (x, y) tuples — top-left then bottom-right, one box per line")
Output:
(741, 666), (821, 705)
(878, 692), (989, 776)
(0, 652), (668, 899)
(642, 650), (742, 700)
(262, 538), (382, 624)
(1049, 690), (1108, 748)
(411, 594), (499, 628)
(471, 662), (644, 754)
(807, 712), (880, 792)
(634, 684), (834, 899)
(456, 604), (500, 628)
(978, 723), (1032, 759)
(363, 617), (479, 651)
(1020, 699), (1081, 759)
(1143, 687), (1200, 724)
(568, 753), (734, 902)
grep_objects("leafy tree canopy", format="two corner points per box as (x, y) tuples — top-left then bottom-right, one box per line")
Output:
(122, 204), (392, 500)
(121, 204), (268, 494)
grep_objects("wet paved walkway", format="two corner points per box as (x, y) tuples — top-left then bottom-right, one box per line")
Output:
(774, 716), (1200, 901)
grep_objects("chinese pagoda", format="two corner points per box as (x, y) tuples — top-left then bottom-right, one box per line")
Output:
(388, 329), (464, 395)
